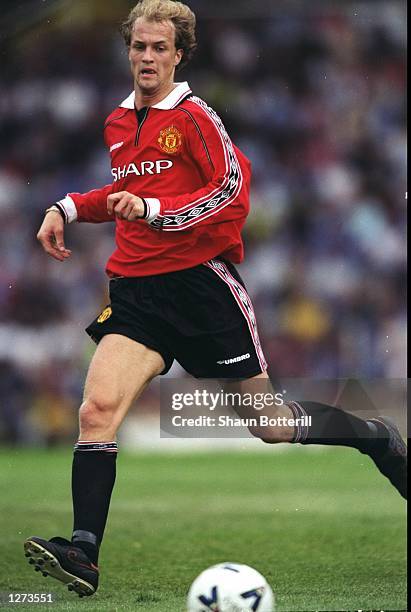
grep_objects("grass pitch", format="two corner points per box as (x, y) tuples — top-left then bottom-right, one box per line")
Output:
(0, 447), (406, 611)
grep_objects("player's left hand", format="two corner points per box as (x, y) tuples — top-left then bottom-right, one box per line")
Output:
(107, 191), (145, 220)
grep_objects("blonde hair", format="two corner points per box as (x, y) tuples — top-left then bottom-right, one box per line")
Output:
(120, 0), (197, 70)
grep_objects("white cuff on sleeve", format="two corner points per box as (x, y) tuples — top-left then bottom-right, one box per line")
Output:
(144, 198), (161, 223)
(57, 196), (78, 223)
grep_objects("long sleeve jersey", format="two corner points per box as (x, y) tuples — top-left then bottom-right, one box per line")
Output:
(58, 82), (252, 277)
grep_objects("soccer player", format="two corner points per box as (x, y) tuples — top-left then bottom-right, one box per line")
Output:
(25, 0), (407, 598)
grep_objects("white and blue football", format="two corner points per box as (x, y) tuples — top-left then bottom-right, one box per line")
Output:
(187, 562), (275, 611)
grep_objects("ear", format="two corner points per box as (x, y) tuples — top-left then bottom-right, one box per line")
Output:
(175, 49), (183, 66)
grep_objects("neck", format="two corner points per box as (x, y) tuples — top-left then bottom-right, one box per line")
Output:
(134, 82), (176, 110)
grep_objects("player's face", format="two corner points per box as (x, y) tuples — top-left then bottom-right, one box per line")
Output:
(128, 18), (183, 99)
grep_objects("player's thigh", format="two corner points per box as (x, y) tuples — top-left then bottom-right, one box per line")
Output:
(83, 333), (165, 416)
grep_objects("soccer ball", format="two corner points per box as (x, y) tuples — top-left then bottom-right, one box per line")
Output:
(187, 562), (275, 611)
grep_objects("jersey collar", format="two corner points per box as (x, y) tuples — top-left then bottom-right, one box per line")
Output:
(119, 82), (192, 110)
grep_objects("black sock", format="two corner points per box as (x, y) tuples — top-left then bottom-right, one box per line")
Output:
(71, 441), (118, 564)
(288, 401), (388, 455)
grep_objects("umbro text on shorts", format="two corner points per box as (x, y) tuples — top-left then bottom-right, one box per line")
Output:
(86, 258), (267, 379)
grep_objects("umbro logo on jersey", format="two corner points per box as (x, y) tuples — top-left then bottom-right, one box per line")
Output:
(111, 159), (173, 181)
(109, 141), (124, 152)
(217, 353), (250, 365)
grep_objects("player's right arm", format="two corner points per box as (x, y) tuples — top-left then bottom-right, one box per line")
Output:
(57, 182), (115, 223)
(37, 182), (115, 260)
(37, 209), (72, 262)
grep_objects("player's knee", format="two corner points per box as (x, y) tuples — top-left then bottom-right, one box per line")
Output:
(79, 396), (118, 431)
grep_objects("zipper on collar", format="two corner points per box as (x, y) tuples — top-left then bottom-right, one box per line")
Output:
(134, 106), (149, 146)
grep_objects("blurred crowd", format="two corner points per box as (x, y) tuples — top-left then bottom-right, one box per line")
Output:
(0, 1), (406, 444)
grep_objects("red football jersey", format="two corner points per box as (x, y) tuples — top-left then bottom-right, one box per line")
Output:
(57, 82), (252, 277)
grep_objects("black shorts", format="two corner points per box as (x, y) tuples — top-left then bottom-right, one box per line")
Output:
(86, 258), (267, 379)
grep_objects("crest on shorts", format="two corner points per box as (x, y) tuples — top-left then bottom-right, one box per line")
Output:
(97, 307), (112, 323)
(158, 126), (182, 154)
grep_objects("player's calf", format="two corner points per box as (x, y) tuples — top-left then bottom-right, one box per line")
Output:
(248, 419), (294, 444)
(241, 404), (295, 443)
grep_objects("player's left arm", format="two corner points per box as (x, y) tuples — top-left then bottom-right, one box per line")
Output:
(106, 191), (145, 221)
(138, 104), (251, 231)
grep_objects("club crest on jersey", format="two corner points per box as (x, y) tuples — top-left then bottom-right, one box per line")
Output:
(158, 126), (182, 154)
(97, 307), (112, 323)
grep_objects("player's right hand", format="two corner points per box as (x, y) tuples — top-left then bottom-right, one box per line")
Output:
(37, 211), (72, 262)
